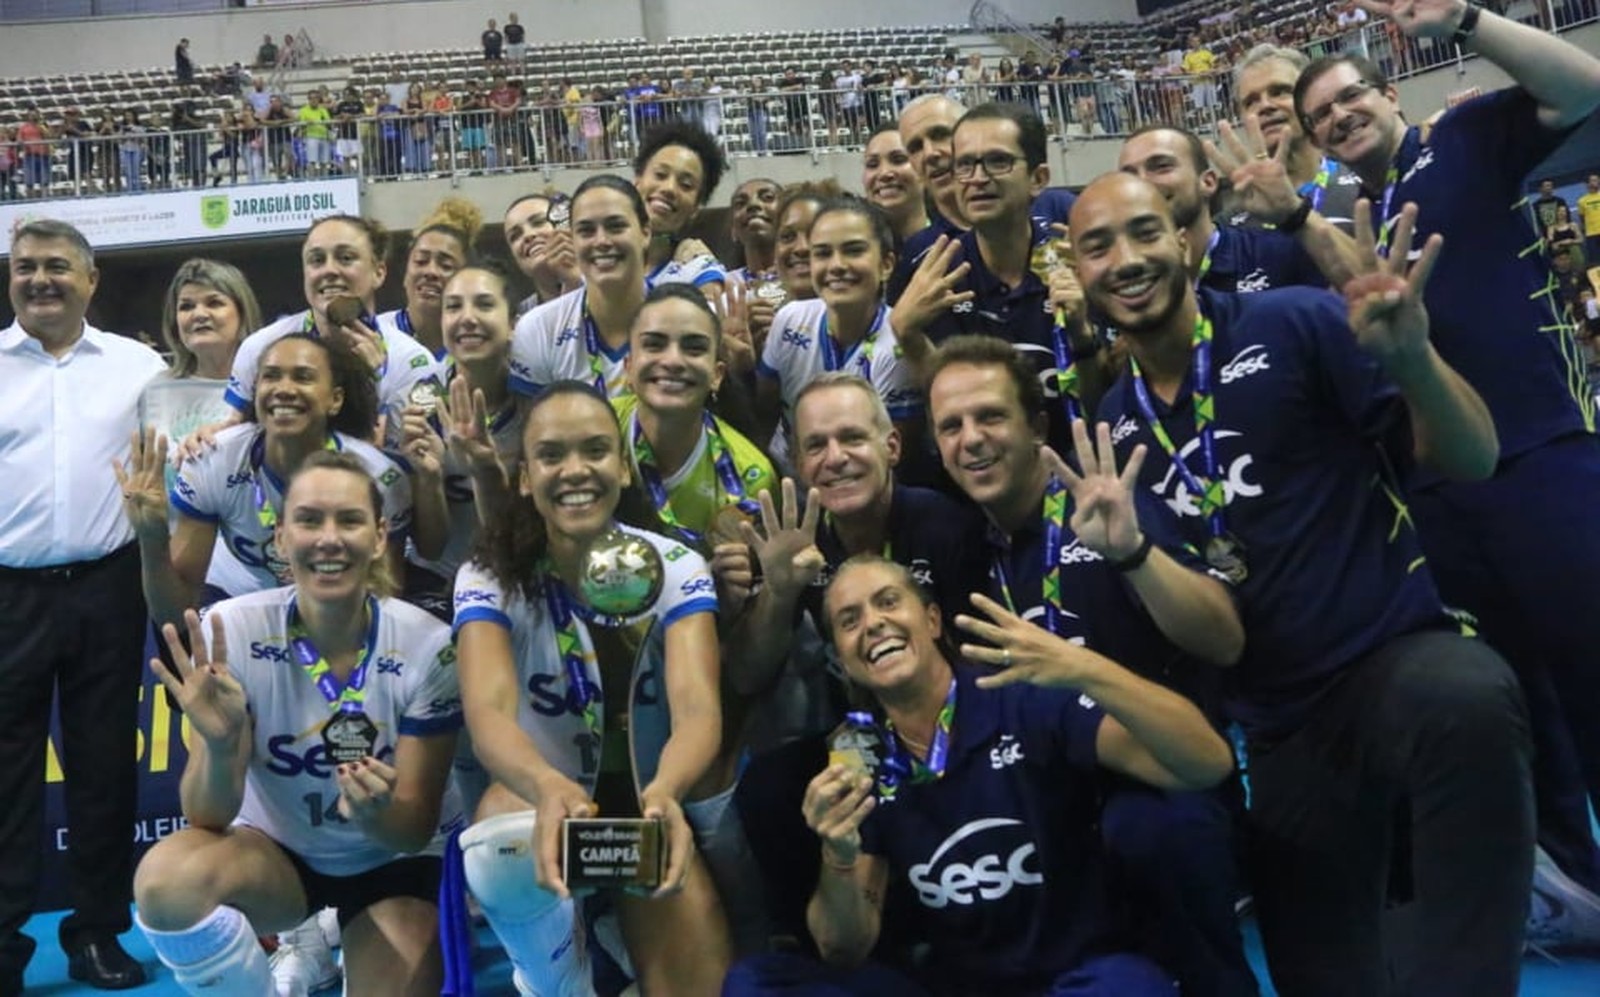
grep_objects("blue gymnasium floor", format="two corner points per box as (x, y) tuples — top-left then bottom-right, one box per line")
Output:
(14, 909), (1600, 995)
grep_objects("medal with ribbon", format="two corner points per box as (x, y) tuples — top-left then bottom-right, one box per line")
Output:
(818, 303), (888, 379)
(877, 678), (957, 801)
(288, 594), (382, 765)
(1128, 310), (1248, 584)
(544, 575), (604, 739)
(249, 432), (337, 582)
(993, 478), (1076, 636)
(631, 411), (762, 546)
(1031, 234), (1084, 423)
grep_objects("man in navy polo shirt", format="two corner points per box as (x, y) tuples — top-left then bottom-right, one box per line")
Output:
(926, 334), (1255, 997)
(1118, 125), (1327, 295)
(888, 97), (1076, 305)
(723, 555), (1233, 996)
(729, 372), (991, 947)
(891, 103), (1097, 450)
(1080, 170), (1533, 994)
(1296, 3), (1600, 935)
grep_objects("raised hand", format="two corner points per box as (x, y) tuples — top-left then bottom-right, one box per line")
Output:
(674, 236), (716, 264)
(335, 756), (397, 824)
(889, 235), (974, 339)
(802, 764), (876, 868)
(956, 592), (1096, 690)
(532, 771), (597, 898)
(438, 372), (504, 472)
(1344, 198), (1442, 370)
(113, 426), (172, 540)
(1355, 0), (1471, 39)
(172, 415), (238, 465)
(338, 316), (387, 375)
(738, 478), (825, 600)
(709, 542), (756, 618)
(153, 610), (248, 748)
(1205, 118), (1301, 223)
(399, 404), (446, 478)
(712, 279), (756, 376)
(1045, 421), (1149, 562)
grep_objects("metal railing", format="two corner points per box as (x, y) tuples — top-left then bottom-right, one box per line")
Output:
(3, 11), (1598, 202)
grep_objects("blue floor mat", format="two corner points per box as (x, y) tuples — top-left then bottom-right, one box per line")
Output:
(16, 908), (1600, 994)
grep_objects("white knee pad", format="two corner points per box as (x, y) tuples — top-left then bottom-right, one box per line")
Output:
(138, 905), (272, 996)
(460, 810), (593, 997)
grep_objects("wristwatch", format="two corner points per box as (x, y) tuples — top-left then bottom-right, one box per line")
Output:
(1451, 3), (1482, 46)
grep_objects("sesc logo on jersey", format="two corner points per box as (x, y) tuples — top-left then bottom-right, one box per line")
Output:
(1151, 429), (1263, 520)
(908, 817), (1044, 910)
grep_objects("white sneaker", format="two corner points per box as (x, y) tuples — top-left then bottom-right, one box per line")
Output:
(315, 907), (341, 950)
(270, 914), (342, 996)
(1527, 846), (1600, 954)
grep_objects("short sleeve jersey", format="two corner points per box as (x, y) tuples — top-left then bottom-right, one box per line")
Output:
(613, 395), (776, 541)
(451, 525), (717, 793)
(758, 298), (922, 424)
(508, 287), (632, 399)
(1096, 287), (1452, 737)
(207, 588), (464, 876)
(223, 310), (441, 455)
(1577, 190), (1600, 237)
(172, 424), (412, 597)
(647, 251), (726, 291)
(887, 188), (1076, 306)
(1198, 224), (1327, 295)
(857, 666), (1117, 994)
(1359, 88), (1591, 470)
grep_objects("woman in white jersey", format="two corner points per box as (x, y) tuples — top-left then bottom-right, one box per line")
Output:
(131, 450), (463, 997)
(400, 262), (525, 621)
(379, 197), (480, 359)
(509, 175), (654, 401)
(121, 332), (412, 631)
(632, 120), (728, 295)
(757, 197), (924, 466)
(452, 381), (731, 995)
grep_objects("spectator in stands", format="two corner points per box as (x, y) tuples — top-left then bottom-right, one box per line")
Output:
(459, 80), (489, 172)
(487, 71), (523, 170)
(235, 107), (264, 184)
(862, 60), (889, 132)
(702, 73), (726, 147)
(993, 57), (1017, 104)
(3, 219), (167, 995)
(747, 76), (772, 155)
(482, 18), (504, 65)
(1183, 32), (1219, 112)
(173, 99), (208, 188)
(940, 55), (962, 101)
(277, 32), (300, 70)
(94, 107), (120, 192)
(17, 107), (52, 200)
(245, 77), (273, 118)
(402, 82), (430, 175)
(264, 93), (293, 179)
(0, 127), (17, 201)
(1552, 246), (1588, 311)
(59, 107), (93, 192)
(1550, 201), (1586, 268)
(673, 67), (706, 127)
(1016, 50), (1045, 115)
(255, 33), (277, 69)
(781, 66), (811, 145)
(175, 37), (194, 85)
(1533, 177), (1569, 232)
(298, 89), (333, 178)
(504, 11), (527, 62)
(376, 91), (405, 176)
(333, 86), (364, 176)
(206, 110), (238, 186)
(117, 109), (147, 193)
(1580, 173), (1600, 265)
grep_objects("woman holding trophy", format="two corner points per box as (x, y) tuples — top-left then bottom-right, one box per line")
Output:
(451, 381), (731, 996)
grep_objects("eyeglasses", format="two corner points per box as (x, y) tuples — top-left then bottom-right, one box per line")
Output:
(1303, 80), (1377, 131)
(952, 151), (1021, 180)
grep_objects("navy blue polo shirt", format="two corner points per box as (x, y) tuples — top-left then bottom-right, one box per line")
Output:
(983, 481), (1226, 710)
(1096, 287), (1453, 738)
(1199, 224), (1326, 295)
(1366, 88), (1590, 475)
(801, 485), (987, 640)
(887, 187), (1078, 306)
(858, 665), (1118, 994)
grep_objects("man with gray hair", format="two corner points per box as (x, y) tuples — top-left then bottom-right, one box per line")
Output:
(0, 220), (165, 991)
(1224, 43), (1361, 230)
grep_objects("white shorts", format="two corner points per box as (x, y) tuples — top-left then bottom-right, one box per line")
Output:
(304, 137), (329, 163)
(335, 138), (360, 159)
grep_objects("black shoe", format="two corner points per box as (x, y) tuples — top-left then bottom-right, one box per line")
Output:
(65, 937), (145, 991)
(0, 964), (21, 997)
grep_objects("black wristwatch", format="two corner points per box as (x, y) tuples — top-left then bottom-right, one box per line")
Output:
(1109, 533), (1154, 573)
(1278, 195), (1314, 235)
(1451, 3), (1482, 46)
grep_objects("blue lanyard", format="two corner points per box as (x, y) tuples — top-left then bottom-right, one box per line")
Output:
(1194, 228), (1222, 288)
(877, 678), (956, 800)
(1127, 312), (1229, 542)
(818, 303), (887, 378)
(991, 479), (1071, 638)
(630, 410), (762, 545)
(286, 594), (379, 713)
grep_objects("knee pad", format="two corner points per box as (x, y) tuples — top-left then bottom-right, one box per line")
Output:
(138, 906), (272, 996)
(460, 810), (564, 923)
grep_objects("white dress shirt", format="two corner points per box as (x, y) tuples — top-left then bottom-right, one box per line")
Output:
(0, 320), (165, 567)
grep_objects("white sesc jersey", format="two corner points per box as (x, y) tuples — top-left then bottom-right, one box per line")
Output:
(647, 251), (726, 291)
(451, 524), (717, 793)
(223, 309), (443, 454)
(171, 424), (412, 598)
(507, 287), (631, 399)
(202, 587), (465, 876)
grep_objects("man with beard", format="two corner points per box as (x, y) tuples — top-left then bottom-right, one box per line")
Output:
(1081, 170), (1533, 995)
(501, 192), (580, 316)
(1223, 44), (1361, 232)
(1296, 2), (1600, 950)
(1118, 126), (1326, 294)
